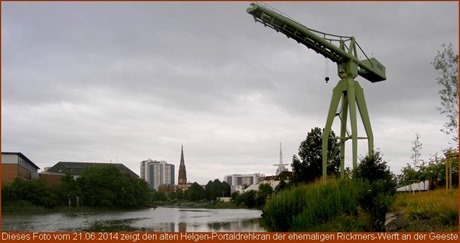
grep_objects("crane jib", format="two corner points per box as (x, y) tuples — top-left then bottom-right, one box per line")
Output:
(247, 3), (386, 83)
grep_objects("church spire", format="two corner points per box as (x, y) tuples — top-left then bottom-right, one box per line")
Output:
(178, 145), (187, 185)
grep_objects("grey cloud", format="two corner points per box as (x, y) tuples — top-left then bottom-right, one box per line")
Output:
(2, 1), (458, 183)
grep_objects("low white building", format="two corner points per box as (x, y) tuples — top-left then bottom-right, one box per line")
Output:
(396, 180), (430, 193)
(243, 179), (280, 193)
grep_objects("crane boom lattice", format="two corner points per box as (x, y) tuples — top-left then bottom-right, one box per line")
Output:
(247, 3), (386, 82)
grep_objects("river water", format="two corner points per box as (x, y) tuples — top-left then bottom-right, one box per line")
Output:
(2, 207), (266, 232)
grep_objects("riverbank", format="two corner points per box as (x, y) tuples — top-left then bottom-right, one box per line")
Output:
(1, 200), (151, 214)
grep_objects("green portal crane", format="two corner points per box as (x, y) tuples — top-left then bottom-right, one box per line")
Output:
(247, 3), (386, 178)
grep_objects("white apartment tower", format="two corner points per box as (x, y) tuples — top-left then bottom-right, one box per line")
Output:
(140, 159), (175, 191)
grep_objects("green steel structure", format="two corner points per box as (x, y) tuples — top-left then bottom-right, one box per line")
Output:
(247, 3), (386, 178)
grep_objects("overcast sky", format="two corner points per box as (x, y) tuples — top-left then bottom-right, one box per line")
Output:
(2, 1), (458, 184)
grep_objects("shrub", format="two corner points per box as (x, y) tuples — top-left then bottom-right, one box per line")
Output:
(353, 152), (397, 231)
(262, 178), (365, 231)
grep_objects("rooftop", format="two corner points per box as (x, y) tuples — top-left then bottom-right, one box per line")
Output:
(1, 152), (40, 169)
(46, 161), (138, 178)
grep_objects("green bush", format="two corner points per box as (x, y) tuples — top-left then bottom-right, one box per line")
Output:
(353, 152), (397, 231)
(1, 178), (60, 209)
(261, 186), (306, 231)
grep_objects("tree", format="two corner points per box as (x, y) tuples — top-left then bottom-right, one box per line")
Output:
(353, 151), (396, 231)
(410, 133), (423, 168)
(234, 190), (257, 208)
(256, 183), (274, 207)
(186, 182), (205, 201)
(398, 164), (420, 186)
(204, 179), (231, 201)
(399, 153), (458, 189)
(174, 189), (185, 201)
(291, 127), (340, 184)
(152, 190), (168, 202)
(2, 165), (151, 209)
(398, 133), (425, 186)
(274, 179), (288, 193)
(77, 165), (150, 208)
(1, 178), (60, 209)
(432, 43), (458, 144)
(77, 166), (120, 207)
(221, 181), (231, 197)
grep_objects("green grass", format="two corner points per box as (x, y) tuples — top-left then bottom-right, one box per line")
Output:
(290, 179), (364, 231)
(262, 178), (370, 231)
(392, 189), (458, 231)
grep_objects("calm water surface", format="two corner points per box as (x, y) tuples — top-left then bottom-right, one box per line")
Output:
(2, 207), (266, 232)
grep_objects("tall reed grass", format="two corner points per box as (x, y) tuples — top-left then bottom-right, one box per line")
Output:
(262, 178), (368, 231)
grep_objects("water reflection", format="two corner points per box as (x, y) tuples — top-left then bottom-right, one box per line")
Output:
(178, 222), (186, 232)
(2, 207), (265, 232)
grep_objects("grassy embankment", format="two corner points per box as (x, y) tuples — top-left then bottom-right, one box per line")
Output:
(392, 189), (458, 231)
(262, 178), (459, 232)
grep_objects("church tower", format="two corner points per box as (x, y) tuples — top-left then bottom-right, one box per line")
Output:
(178, 145), (187, 185)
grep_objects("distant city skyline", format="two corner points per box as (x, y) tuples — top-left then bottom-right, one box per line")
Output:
(2, 142), (286, 186)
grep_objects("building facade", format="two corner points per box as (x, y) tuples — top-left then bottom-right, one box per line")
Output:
(140, 159), (175, 191)
(224, 173), (265, 193)
(39, 172), (65, 186)
(1, 152), (40, 184)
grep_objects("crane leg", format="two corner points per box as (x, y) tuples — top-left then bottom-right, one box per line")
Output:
(346, 78), (359, 169)
(354, 81), (374, 157)
(339, 93), (348, 178)
(323, 80), (347, 180)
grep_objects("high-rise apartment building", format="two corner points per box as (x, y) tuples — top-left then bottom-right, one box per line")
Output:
(140, 159), (175, 191)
